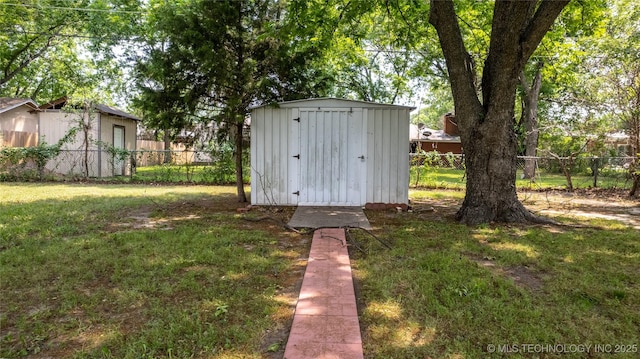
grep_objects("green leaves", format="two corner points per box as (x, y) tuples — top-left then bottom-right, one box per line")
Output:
(0, 0), (143, 104)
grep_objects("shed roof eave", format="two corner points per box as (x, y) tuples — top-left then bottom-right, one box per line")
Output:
(249, 97), (416, 111)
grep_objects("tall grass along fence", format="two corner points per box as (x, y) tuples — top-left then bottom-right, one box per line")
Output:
(0, 148), (248, 184)
(410, 152), (637, 190)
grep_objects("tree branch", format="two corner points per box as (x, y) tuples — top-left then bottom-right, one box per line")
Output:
(520, 0), (571, 63)
(428, 0), (482, 118)
(1, 24), (64, 86)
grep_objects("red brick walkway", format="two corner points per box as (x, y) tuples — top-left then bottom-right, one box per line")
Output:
(283, 228), (364, 359)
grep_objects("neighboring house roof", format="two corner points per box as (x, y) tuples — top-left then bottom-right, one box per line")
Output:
(39, 96), (140, 121)
(0, 97), (38, 114)
(606, 132), (630, 142)
(412, 127), (461, 143)
(250, 97), (416, 111)
(38, 96), (67, 110)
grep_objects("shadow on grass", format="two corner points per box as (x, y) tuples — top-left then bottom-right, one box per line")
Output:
(352, 213), (640, 358)
(0, 184), (306, 358)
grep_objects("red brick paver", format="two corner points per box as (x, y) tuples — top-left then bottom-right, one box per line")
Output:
(284, 228), (364, 359)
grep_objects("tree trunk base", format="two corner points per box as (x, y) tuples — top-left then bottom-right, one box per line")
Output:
(455, 198), (556, 225)
(629, 174), (640, 198)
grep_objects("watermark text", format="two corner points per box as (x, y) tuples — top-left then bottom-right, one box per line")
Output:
(486, 343), (637, 354)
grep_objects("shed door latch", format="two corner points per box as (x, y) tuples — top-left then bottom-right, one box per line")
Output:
(293, 154), (300, 159)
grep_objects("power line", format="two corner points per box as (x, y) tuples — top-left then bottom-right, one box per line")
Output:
(0, 2), (146, 14)
(2, 29), (143, 42)
(0, 0), (250, 14)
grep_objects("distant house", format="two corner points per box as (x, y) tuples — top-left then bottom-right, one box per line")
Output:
(0, 98), (39, 147)
(605, 132), (633, 156)
(1, 97), (140, 177)
(411, 113), (463, 154)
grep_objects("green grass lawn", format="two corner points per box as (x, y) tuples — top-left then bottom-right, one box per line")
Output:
(0, 183), (304, 358)
(354, 189), (640, 358)
(1, 184), (638, 358)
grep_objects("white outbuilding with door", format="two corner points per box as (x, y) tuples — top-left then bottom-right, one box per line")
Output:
(250, 98), (413, 206)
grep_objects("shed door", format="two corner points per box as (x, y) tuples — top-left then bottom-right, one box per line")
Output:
(113, 125), (125, 176)
(298, 108), (366, 206)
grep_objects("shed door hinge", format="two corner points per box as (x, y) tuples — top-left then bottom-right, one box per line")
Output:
(293, 117), (300, 122)
(293, 154), (300, 159)
(292, 191), (300, 196)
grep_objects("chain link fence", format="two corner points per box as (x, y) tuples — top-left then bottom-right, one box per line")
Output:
(0, 148), (246, 184)
(410, 153), (636, 190)
(1, 147), (636, 190)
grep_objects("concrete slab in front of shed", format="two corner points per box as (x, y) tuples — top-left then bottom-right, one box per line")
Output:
(288, 206), (372, 230)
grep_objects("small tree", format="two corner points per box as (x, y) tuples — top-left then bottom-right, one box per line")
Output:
(518, 62), (544, 180)
(135, 0), (331, 202)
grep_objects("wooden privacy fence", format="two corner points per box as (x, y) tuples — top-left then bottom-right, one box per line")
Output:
(1, 130), (38, 147)
(136, 140), (165, 166)
(134, 141), (211, 166)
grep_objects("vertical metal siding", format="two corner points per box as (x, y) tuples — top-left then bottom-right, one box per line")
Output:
(251, 107), (294, 205)
(251, 100), (410, 206)
(298, 108), (365, 205)
(398, 110), (410, 202)
(288, 108), (299, 204)
(366, 108), (410, 204)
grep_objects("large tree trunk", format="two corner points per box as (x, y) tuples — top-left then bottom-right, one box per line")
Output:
(234, 122), (247, 203)
(456, 112), (536, 224)
(520, 66), (543, 180)
(232, 0), (247, 203)
(429, 0), (569, 225)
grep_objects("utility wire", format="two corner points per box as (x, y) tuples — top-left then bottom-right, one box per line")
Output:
(0, 0), (249, 14)
(0, 2), (146, 14)
(2, 29), (144, 42)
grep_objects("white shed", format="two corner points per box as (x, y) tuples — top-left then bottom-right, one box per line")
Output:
(250, 98), (414, 206)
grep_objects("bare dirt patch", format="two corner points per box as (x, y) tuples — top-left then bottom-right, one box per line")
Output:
(472, 256), (545, 292)
(519, 189), (640, 228)
(404, 189), (640, 228)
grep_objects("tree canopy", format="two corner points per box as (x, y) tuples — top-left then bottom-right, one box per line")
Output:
(0, 0), (141, 104)
(3, 0), (638, 208)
